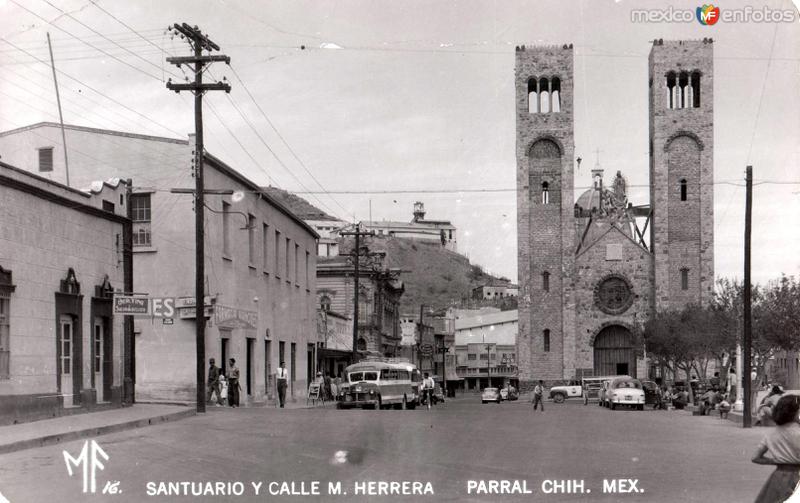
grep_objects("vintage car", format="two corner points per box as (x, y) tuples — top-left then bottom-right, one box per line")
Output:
(481, 387), (502, 404)
(501, 386), (519, 401)
(641, 380), (662, 407)
(548, 376), (622, 404)
(600, 376), (646, 410)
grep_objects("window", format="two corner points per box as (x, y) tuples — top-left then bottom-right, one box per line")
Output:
(290, 342), (296, 390)
(468, 354), (477, 361)
(490, 353), (496, 360)
(320, 295), (331, 312)
(681, 268), (689, 290)
(130, 194), (152, 247)
(551, 77), (561, 112)
(305, 251), (310, 289)
(544, 329), (551, 352)
(222, 201), (231, 257)
(278, 340), (285, 368)
(542, 271), (550, 292)
(541, 182), (550, 204)
(268, 224), (269, 274)
(94, 323), (102, 373)
(539, 77), (550, 113)
(38, 147), (54, 172)
(284, 238), (291, 283)
(274, 230), (281, 278)
(691, 72), (701, 107)
(680, 179), (687, 201)
(480, 353), (488, 360)
(247, 214), (256, 265)
(527, 78), (537, 113)
(0, 296), (9, 378)
(294, 243), (300, 286)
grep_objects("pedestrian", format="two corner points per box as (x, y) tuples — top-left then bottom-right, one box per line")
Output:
(219, 374), (228, 404)
(757, 385), (785, 426)
(206, 358), (222, 406)
(532, 380), (545, 411)
(276, 361), (288, 408)
(752, 395), (800, 503)
(718, 394), (731, 420)
(227, 358), (240, 407)
(324, 373), (332, 401)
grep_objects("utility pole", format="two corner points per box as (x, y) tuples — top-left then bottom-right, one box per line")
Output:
(166, 23), (230, 413)
(743, 166), (753, 428)
(46, 32), (70, 187)
(339, 224), (375, 363)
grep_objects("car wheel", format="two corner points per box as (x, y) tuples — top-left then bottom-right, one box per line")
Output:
(638, 404), (644, 411)
(374, 397), (382, 410)
(482, 400), (487, 404)
(610, 402), (616, 410)
(553, 393), (566, 404)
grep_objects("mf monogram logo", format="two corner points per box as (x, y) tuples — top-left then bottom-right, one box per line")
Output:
(63, 440), (109, 493)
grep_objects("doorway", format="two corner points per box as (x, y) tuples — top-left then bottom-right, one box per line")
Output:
(220, 331), (230, 377)
(59, 315), (75, 407)
(246, 337), (254, 396)
(93, 318), (105, 402)
(593, 324), (636, 378)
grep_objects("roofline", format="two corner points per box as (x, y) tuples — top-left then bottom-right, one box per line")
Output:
(204, 153), (320, 239)
(0, 122), (318, 239)
(0, 121), (187, 145)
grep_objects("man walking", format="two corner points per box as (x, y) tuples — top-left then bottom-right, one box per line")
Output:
(227, 358), (240, 408)
(532, 380), (545, 411)
(276, 361), (288, 408)
(206, 358), (221, 406)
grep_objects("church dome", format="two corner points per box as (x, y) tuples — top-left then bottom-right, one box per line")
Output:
(576, 187), (603, 213)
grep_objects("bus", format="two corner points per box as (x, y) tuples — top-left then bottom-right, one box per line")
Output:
(337, 358), (420, 410)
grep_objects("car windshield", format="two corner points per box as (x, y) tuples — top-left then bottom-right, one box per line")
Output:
(349, 371), (378, 382)
(615, 380), (642, 389)
(484, 388), (497, 393)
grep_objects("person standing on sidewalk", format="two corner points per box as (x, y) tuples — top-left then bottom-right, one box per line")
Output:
(227, 358), (240, 408)
(752, 395), (800, 503)
(532, 380), (545, 411)
(206, 358), (222, 406)
(276, 361), (288, 408)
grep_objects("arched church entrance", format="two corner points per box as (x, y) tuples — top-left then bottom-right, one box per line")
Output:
(593, 325), (636, 377)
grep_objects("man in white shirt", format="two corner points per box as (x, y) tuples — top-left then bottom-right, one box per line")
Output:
(276, 361), (288, 408)
(422, 373), (435, 409)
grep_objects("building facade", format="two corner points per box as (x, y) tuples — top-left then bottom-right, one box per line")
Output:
(515, 40), (714, 387)
(0, 123), (319, 404)
(362, 202), (457, 252)
(454, 310), (518, 390)
(316, 253), (403, 359)
(0, 161), (131, 424)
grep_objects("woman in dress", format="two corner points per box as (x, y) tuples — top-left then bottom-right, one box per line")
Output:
(752, 394), (800, 503)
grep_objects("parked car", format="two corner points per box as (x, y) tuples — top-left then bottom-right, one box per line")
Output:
(481, 387), (502, 404)
(501, 386), (519, 401)
(549, 380), (583, 403)
(602, 376), (646, 410)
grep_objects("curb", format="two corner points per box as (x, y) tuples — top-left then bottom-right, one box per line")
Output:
(0, 408), (196, 455)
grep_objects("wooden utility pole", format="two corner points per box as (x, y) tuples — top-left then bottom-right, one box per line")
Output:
(166, 23), (230, 413)
(339, 224), (375, 362)
(743, 166), (753, 428)
(46, 32), (70, 187)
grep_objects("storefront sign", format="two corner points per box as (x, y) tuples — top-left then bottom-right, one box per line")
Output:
(113, 296), (150, 315)
(174, 296), (213, 309)
(214, 305), (258, 329)
(177, 306), (214, 319)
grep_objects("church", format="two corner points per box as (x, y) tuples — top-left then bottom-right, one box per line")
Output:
(515, 39), (715, 387)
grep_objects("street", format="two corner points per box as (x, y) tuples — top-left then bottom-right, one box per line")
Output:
(0, 395), (774, 503)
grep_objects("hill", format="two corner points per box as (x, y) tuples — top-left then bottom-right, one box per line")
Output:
(361, 236), (513, 315)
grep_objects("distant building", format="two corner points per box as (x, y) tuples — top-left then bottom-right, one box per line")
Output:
(453, 310), (518, 390)
(0, 123), (319, 404)
(317, 309), (352, 379)
(0, 161), (131, 424)
(316, 253), (404, 358)
(363, 202), (457, 252)
(472, 283), (519, 300)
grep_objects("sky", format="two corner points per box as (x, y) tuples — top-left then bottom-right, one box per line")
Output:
(0, 0), (798, 286)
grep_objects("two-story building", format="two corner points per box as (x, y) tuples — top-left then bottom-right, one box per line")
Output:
(0, 161), (131, 424)
(0, 123), (319, 405)
(316, 251), (403, 359)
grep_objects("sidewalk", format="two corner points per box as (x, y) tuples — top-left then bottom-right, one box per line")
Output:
(0, 404), (195, 455)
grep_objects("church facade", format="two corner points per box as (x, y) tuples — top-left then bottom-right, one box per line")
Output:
(516, 39), (715, 386)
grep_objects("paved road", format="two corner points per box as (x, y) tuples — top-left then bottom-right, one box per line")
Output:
(0, 396), (774, 502)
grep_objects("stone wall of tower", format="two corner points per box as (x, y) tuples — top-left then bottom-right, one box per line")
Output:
(515, 45), (576, 386)
(648, 40), (714, 312)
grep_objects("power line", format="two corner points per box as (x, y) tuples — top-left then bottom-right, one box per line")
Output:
(227, 64), (351, 218)
(0, 37), (185, 137)
(9, 0), (164, 81)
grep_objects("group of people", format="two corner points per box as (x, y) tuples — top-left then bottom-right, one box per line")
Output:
(205, 358), (240, 408)
(314, 371), (344, 401)
(206, 358), (292, 408)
